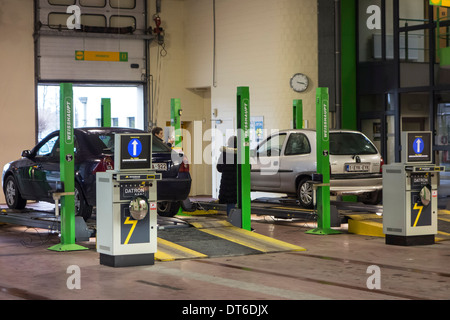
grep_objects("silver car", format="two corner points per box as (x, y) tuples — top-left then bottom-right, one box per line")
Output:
(250, 129), (383, 208)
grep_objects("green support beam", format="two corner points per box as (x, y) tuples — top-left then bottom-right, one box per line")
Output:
(101, 98), (111, 127)
(237, 87), (251, 231)
(170, 98), (182, 150)
(293, 100), (303, 129)
(306, 88), (340, 236)
(48, 83), (88, 252)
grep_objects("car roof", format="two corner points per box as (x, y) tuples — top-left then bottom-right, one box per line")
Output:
(276, 129), (364, 134)
(74, 127), (146, 135)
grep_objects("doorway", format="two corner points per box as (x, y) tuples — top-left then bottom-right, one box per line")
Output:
(37, 84), (145, 142)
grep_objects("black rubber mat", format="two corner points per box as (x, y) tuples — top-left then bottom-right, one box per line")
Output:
(157, 228), (261, 257)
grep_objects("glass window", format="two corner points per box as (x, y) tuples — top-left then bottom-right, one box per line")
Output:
(400, 29), (430, 87)
(110, 16), (136, 30)
(36, 135), (59, 157)
(329, 133), (378, 155)
(399, 0), (430, 27)
(284, 133), (311, 156)
(435, 92), (450, 147)
(400, 92), (430, 131)
(81, 14), (107, 28)
(359, 0), (382, 62)
(79, 0), (106, 7)
(359, 94), (385, 113)
(48, 0), (75, 5)
(48, 13), (71, 29)
(110, 0), (135, 9)
(257, 134), (287, 157)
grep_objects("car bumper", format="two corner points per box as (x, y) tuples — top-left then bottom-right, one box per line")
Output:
(330, 173), (382, 195)
(157, 176), (192, 201)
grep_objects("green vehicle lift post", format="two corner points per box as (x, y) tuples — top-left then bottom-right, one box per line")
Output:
(236, 87), (252, 231)
(48, 83), (88, 251)
(101, 98), (111, 127)
(306, 88), (340, 235)
(171, 98), (184, 215)
(170, 98), (182, 149)
(293, 99), (303, 129)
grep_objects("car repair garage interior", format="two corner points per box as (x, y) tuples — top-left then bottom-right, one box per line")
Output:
(0, 0), (449, 307)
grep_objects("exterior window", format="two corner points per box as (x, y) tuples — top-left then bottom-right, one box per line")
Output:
(399, 0), (429, 27)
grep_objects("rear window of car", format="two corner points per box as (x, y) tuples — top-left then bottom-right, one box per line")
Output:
(85, 131), (172, 155)
(330, 132), (378, 155)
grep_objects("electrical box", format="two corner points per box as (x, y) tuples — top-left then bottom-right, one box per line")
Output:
(96, 133), (161, 267)
(383, 132), (443, 246)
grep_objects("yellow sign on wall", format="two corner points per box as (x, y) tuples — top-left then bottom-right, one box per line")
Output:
(75, 51), (128, 62)
(430, 0), (450, 7)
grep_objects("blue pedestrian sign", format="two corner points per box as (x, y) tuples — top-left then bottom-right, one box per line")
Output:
(413, 138), (424, 154)
(128, 139), (142, 157)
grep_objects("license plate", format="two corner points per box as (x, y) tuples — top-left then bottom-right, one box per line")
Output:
(346, 163), (370, 172)
(152, 163), (167, 171)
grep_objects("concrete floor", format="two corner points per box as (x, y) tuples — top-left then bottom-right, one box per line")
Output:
(0, 209), (449, 304)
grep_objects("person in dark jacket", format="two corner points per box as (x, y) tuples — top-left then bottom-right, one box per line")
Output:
(216, 136), (237, 217)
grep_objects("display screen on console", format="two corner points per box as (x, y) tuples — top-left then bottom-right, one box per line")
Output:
(116, 134), (152, 171)
(406, 132), (431, 163)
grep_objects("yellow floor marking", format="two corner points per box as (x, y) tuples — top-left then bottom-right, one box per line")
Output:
(198, 226), (306, 253)
(156, 238), (207, 261)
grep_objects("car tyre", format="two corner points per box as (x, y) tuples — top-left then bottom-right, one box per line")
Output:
(74, 183), (93, 221)
(297, 178), (314, 209)
(4, 175), (27, 210)
(158, 201), (181, 217)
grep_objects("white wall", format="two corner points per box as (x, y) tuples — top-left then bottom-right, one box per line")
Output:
(0, 0), (35, 204)
(203, 0), (318, 131)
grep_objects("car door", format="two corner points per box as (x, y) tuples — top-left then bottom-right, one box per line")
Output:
(251, 133), (287, 189)
(29, 134), (60, 201)
(278, 132), (315, 193)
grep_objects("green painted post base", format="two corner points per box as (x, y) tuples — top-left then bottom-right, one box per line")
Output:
(306, 228), (341, 235)
(48, 243), (89, 252)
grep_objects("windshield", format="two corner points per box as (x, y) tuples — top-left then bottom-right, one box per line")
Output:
(329, 132), (378, 155)
(85, 131), (172, 155)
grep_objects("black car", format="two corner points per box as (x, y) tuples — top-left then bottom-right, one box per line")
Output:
(2, 128), (191, 219)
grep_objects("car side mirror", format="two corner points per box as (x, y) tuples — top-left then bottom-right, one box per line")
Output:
(21, 150), (31, 158)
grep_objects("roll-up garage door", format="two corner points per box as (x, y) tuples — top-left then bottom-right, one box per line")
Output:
(36, 0), (150, 83)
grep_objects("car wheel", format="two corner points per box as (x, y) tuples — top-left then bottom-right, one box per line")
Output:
(74, 184), (93, 221)
(157, 201), (181, 217)
(297, 178), (314, 209)
(4, 175), (27, 210)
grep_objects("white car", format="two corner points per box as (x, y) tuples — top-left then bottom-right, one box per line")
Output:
(250, 129), (383, 208)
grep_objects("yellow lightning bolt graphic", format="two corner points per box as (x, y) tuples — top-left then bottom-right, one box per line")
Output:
(413, 203), (423, 227)
(124, 217), (138, 245)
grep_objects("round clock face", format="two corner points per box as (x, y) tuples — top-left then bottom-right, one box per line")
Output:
(290, 73), (309, 92)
